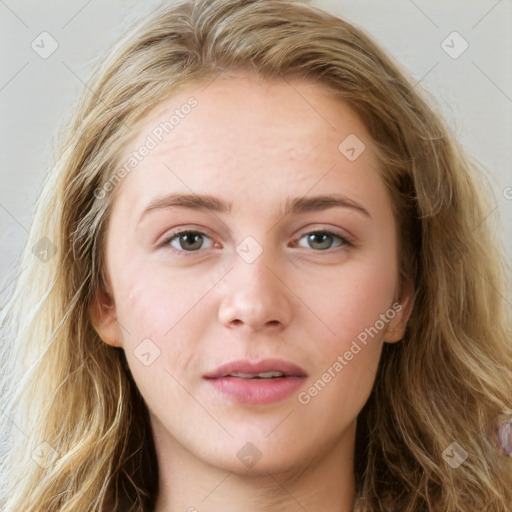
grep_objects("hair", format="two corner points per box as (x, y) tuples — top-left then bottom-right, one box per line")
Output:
(1, 0), (511, 510)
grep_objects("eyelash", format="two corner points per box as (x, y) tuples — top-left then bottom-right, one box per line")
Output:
(161, 228), (353, 254)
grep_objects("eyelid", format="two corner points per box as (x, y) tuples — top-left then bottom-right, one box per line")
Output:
(295, 230), (353, 249)
(294, 222), (355, 245)
(160, 226), (354, 254)
(160, 227), (217, 251)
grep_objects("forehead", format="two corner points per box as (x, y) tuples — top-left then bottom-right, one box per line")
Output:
(111, 73), (386, 222)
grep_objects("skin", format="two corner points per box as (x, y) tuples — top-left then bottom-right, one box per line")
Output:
(91, 72), (414, 512)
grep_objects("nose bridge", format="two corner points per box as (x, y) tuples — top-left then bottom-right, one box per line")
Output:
(217, 236), (293, 331)
(236, 247), (274, 292)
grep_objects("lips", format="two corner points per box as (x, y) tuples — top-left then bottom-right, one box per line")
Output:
(204, 359), (307, 405)
(204, 358), (307, 379)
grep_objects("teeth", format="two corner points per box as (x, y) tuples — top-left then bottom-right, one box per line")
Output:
(229, 371), (286, 379)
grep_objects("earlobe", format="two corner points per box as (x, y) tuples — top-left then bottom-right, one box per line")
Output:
(89, 283), (123, 348)
(384, 277), (416, 344)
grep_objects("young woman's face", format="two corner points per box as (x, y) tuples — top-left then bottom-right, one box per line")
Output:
(93, 73), (412, 476)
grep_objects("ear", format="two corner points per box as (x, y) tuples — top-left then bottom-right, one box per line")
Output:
(383, 276), (415, 344)
(89, 280), (123, 348)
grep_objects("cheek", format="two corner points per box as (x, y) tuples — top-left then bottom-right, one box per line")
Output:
(296, 237), (398, 419)
(296, 262), (395, 413)
(297, 342), (380, 436)
(112, 257), (209, 338)
(110, 256), (228, 367)
(309, 255), (398, 352)
(113, 271), (207, 406)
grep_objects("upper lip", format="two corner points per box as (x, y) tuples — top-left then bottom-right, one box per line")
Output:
(204, 358), (308, 379)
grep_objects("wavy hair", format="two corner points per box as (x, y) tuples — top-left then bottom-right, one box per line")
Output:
(1, 1), (511, 510)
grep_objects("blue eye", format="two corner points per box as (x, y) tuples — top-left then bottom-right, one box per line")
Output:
(166, 230), (213, 252)
(297, 231), (349, 251)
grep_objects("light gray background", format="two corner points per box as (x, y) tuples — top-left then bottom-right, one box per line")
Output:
(1, 0), (511, 299)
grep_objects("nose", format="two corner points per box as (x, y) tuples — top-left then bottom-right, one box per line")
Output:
(217, 249), (294, 333)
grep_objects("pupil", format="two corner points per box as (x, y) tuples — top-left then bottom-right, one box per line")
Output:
(309, 232), (331, 250)
(182, 233), (202, 250)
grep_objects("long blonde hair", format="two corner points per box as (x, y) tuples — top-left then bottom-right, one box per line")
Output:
(1, 1), (510, 510)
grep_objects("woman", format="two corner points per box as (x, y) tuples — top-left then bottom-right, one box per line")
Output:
(1, 1), (510, 510)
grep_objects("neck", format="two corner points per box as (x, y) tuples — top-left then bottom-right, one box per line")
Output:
(152, 419), (357, 512)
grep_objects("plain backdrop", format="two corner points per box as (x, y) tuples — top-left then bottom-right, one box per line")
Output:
(1, 0), (511, 300)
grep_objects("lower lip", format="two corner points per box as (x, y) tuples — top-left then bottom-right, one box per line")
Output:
(205, 376), (305, 405)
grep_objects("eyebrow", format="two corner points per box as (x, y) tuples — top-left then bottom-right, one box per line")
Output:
(137, 192), (372, 224)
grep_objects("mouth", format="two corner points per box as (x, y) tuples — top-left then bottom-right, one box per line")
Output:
(203, 359), (307, 405)
(204, 358), (307, 379)
(221, 371), (289, 379)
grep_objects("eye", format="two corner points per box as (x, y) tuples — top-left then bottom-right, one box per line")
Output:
(161, 229), (351, 253)
(296, 230), (350, 251)
(164, 230), (214, 252)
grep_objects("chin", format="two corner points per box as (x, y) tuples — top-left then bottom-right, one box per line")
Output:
(197, 435), (314, 477)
